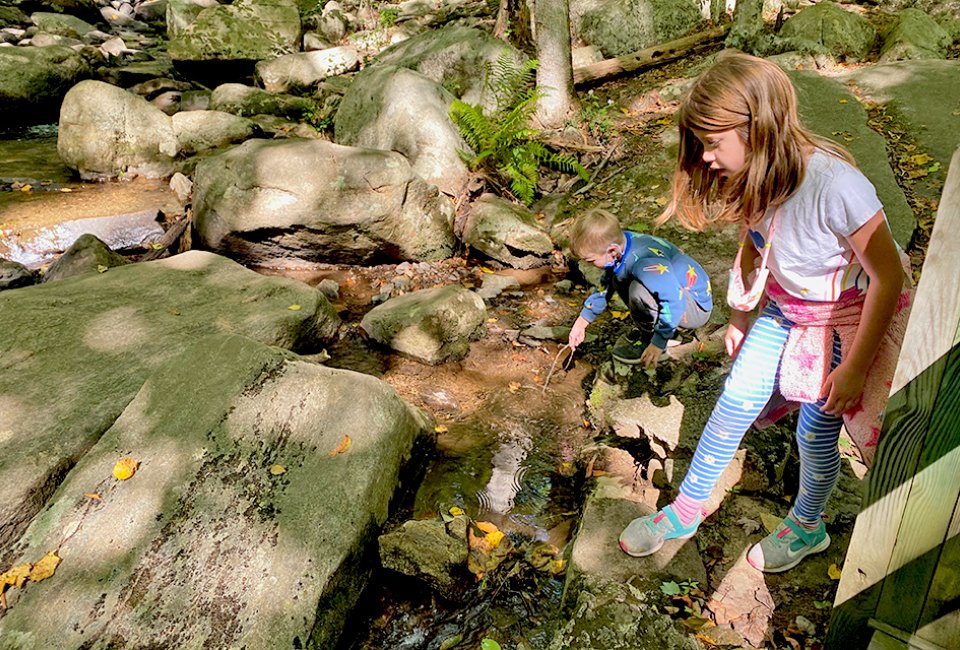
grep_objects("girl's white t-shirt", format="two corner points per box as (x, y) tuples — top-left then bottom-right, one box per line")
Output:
(748, 150), (884, 302)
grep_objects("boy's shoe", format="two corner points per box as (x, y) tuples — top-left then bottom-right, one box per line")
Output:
(618, 504), (702, 557)
(747, 514), (830, 573)
(611, 329), (651, 365)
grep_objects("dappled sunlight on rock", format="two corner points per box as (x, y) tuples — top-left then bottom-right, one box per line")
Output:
(83, 306), (150, 353)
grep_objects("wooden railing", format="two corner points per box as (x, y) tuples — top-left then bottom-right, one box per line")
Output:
(826, 148), (960, 649)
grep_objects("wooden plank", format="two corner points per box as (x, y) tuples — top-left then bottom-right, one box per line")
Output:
(867, 629), (908, 650)
(913, 352), (960, 648)
(869, 618), (949, 650)
(875, 344), (960, 631)
(572, 26), (729, 86)
(827, 148), (960, 646)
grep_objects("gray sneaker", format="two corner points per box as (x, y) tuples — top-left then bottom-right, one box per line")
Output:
(747, 513), (830, 573)
(618, 504), (701, 557)
(611, 328), (651, 365)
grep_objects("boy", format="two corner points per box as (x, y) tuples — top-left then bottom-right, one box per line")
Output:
(567, 209), (713, 368)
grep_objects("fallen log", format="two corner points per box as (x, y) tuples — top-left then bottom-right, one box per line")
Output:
(573, 25), (731, 86)
(141, 209), (191, 261)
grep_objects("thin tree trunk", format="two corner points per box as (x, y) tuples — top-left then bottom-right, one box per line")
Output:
(533, 0), (577, 128)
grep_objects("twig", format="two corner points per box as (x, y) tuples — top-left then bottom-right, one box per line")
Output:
(542, 344), (574, 394)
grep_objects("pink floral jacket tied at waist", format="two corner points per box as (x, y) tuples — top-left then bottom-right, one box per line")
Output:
(758, 280), (913, 467)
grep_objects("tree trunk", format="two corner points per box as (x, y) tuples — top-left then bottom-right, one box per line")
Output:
(533, 0), (577, 128)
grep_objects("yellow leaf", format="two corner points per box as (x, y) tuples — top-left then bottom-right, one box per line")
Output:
(269, 464), (286, 475)
(328, 434), (351, 457)
(19, 184), (32, 192)
(434, 424), (448, 433)
(838, 99), (848, 104)
(550, 558), (566, 575)
(655, 196), (668, 207)
(0, 564), (32, 589)
(83, 492), (103, 501)
(150, 242), (164, 250)
(96, 265), (108, 274)
(507, 381), (521, 393)
(484, 530), (505, 548)
(487, 317), (498, 323)
(288, 304), (302, 311)
(60, 188), (73, 192)
(28, 552), (60, 583)
(449, 506), (465, 517)
(479, 267), (494, 274)
(828, 563), (842, 580)
(112, 457), (138, 481)
(610, 310), (629, 320)
(910, 153), (933, 166)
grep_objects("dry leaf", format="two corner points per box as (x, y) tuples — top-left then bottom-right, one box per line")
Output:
(288, 304), (302, 311)
(83, 492), (103, 502)
(434, 424), (448, 433)
(28, 552), (60, 583)
(838, 99), (848, 104)
(0, 564), (32, 589)
(112, 457), (138, 481)
(475, 521), (499, 535)
(19, 184), (32, 192)
(507, 382), (521, 393)
(479, 267), (493, 274)
(60, 188), (73, 193)
(96, 265), (108, 274)
(328, 434), (351, 457)
(269, 464), (286, 475)
(910, 153), (933, 166)
(449, 506), (465, 517)
(828, 563), (842, 580)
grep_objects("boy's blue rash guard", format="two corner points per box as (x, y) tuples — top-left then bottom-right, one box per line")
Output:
(578, 231), (713, 349)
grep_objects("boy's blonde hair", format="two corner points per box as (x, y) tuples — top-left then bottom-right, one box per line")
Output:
(661, 50), (855, 230)
(568, 208), (626, 258)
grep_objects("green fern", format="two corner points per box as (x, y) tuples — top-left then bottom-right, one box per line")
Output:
(449, 54), (588, 205)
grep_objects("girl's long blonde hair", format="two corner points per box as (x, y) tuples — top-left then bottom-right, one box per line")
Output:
(661, 50), (855, 230)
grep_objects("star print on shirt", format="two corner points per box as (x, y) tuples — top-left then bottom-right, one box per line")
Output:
(644, 263), (669, 275)
(686, 265), (697, 287)
(648, 247), (665, 257)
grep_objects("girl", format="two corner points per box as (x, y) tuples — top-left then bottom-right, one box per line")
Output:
(618, 51), (911, 572)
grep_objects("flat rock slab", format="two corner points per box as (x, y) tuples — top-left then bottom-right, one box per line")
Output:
(840, 60), (960, 198)
(0, 333), (432, 649)
(0, 251), (339, 552)
(790, 70), (915, 246)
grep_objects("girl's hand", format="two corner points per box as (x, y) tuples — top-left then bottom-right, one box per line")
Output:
(820, 361), (866, 416)
(725, 310), (750, 358)
(568, 316), (589, 351)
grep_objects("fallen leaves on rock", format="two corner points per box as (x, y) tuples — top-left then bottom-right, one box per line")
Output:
(269, 464), (286, 475)
(0, 551), (62, 609)
(112, 457), (139, 481)
(328, 434), (352, 457)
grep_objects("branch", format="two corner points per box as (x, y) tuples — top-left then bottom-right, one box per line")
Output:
(573, 26), (731, 86)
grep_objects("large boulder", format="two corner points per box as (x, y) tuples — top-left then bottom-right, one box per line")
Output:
(372, 25), (525, 115)
(360, 284), (486, 364)
(335, 65), (470, 196)
(0, 251), (339, 553)
(879, 8), (953, 62)
(193, 138), (456, 266)
(780, 1), (877, 61)
(171, 109), (257, 154)
(41, 233), (129, 283)
(209, 82), (321, 121)
(255, 46), (360, 93)
(167, 0), (301, 62)
(57, 80), (177, 180)
(0, 333), (432, 649)
(0, 45), (93, 125)
(29, 11), (98, 38)
(461, 193), (555, 269)
(578, 0), (702, 58)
